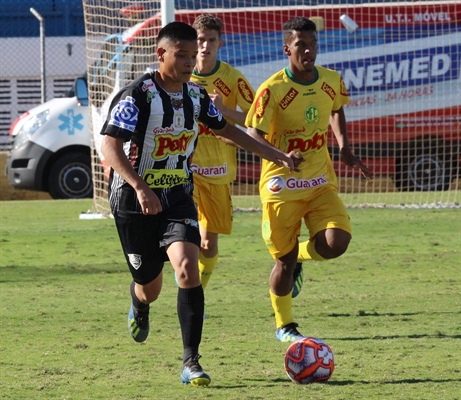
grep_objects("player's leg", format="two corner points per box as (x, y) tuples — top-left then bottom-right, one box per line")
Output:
(262, 201), (305, 342)
(114, 213), (164, 343)
(195, 180), (233, 290)
(298, 188), (352, 261)
(161, 201), (210, 386)
(168, 240), (211, 386)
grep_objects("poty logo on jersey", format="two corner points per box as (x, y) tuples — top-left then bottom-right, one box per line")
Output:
(154, 130), (196, 158)
(267, 176), (285, 194)
(213, 78), (231, 97)
(109, 96), (139, 132)
(285, 131), (326, 153)
(237, 78), (254, 104)
(279, 88), (298, 110)
(329, 45), (460, 95)
(255, 88), (270, 118)
(198, 124), (215, 136)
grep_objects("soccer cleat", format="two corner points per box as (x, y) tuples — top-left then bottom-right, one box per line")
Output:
(276, 322), (305, 343)
(180, 354), (211, 386)
(292, 263), (304, 298)
(127, 303), (150, 343)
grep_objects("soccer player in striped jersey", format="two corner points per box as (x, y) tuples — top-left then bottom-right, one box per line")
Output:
(189, 14), (255, 295)
(100, 21), (302, 386)
(245, 17), (372, 343)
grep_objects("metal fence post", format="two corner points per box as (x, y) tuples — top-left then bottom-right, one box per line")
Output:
(30, 8), (46, 103)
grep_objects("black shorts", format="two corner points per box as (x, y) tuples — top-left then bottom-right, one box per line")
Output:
(113, 198), (201, 285)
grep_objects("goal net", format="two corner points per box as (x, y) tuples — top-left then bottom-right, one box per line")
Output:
(82, 0), (460, 215)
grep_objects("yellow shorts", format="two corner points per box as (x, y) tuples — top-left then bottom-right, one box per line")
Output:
(261, 187), (351, 259)
(193, 178), (233, 235)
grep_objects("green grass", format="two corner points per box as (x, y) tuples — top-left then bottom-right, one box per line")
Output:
(0, 200), (460, 399)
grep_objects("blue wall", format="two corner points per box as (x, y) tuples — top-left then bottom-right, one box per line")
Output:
(0, 0), (399, 37)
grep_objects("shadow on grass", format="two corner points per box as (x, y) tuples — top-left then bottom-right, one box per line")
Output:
(329, 311), (461, 318)
(326, 377), (461, 385)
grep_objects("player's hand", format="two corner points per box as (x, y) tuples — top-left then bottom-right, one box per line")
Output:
(340, 147), (373, 179)
(210, 90), (224, 111)
(274, 151), (304, 172)
(136, 188), (163, 215)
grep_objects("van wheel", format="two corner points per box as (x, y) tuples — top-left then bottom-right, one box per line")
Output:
(394, 139), (453, 191)
(48, 153), (93, 199)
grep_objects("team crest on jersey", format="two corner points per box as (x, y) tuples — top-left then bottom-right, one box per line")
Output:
(128, 254), (142, 270)
(237, 78), (254, 104)
(109, 96), (139, 132)
(267, 176), (285, 194)
(255, 88), (270, 118)
(305, 104), (319, 125)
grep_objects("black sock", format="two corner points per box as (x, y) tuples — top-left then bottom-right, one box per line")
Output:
(177, 286), (204, 363)
(130, 281), (149, 311)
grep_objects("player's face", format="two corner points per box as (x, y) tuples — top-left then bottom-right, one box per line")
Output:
(196, 29), (222, 62)
(157, 39), (198, 84)
(284, 30), (318, 81)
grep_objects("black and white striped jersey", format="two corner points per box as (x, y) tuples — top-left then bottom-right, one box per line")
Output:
(101, 71), (228, 215)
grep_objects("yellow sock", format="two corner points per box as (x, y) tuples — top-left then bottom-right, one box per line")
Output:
(270, 290), (294, 329)
(298, 239), (326, 262)
(198, 252), (218, 290)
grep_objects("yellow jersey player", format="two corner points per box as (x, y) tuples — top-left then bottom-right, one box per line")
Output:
(190, 14), (255, 294)
(245, 17), (372, 342)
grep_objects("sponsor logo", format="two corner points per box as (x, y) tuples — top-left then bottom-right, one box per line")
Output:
(128, 254), (142, 270)
(153, 125), (174, 135)
(184, 218), (198, 228)
(207, 100), (222, 120)
(146, 91), (158, 103)
(321, 82), (336, 100)
(279, 88), (298, 109)
(213, 78), (231, 96)
(109, 96), (139, 132)
(141, 80), (154, 92)
(340, 78), (348, 97)
(154, 130), (195, 157)
(198, 123), (215, 136)
(267, 176), (285, 194)
(262, 220), (271, 240)
(237, 78), (254, 104)
(188, 88), (204, 99)
(255, 88), (270, 118)
(283, 126), (306, 136)
(286, 131), (326, 153)
(305, 104), (319, 124)
(191, 163), (228, 177)
(142, 168), (189, 188)
(286, 174), (328, 190)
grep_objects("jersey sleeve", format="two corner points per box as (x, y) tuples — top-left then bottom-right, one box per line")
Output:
(244, 83), (274, 135)
(100, 83), (146, 141)
(332, 75), (350, 111)
(198, 89), (228, 131)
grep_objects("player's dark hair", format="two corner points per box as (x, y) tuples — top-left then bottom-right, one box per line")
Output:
(282, 17), (317, 43)
(192, 14), (224, 37)
(157, 21), (197, 44)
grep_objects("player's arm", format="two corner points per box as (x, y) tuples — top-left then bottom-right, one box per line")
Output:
(213, 124), (303, 172)
(210, 90), (247, 127)
(330, 107), (373, 179)
(101, 135), (162, 214)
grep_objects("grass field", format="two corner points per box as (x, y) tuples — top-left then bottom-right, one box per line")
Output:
(0, 199), (460, 399)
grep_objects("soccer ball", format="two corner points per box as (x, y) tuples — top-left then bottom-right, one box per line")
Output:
(284, 337), (335, 384)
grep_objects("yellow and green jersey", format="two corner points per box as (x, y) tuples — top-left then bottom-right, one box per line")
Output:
(245, 66), (349, 203)
(191, 61), (255, 184)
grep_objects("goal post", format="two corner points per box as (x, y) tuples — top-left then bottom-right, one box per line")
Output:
(82, 1), (460, 215)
